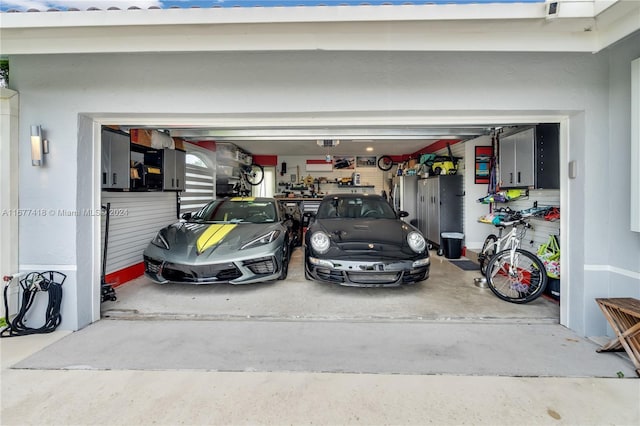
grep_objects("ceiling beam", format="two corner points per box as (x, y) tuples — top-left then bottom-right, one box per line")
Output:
(168, 126), (490, 141)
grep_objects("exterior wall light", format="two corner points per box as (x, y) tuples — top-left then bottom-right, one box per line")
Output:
(30, 125), (49, 166)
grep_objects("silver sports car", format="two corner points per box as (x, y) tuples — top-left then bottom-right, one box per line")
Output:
(143, 197), (298, 284)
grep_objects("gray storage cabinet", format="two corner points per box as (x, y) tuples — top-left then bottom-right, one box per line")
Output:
(162, 148), (186, 191)
(499, 123), (559, 189)
(417, 175), (464, 249)
(101, 128), (130, 190)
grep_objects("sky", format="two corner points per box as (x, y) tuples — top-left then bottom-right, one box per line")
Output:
(0, 0), (544, 12)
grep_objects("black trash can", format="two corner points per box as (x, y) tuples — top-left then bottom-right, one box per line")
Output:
(441, 232), (464, 259)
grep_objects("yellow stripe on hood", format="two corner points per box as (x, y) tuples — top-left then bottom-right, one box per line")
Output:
(196, 224), (237, 254)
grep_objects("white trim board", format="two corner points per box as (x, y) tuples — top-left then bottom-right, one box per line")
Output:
(583, 264), (640, 280)
(20, 264), (78, 272)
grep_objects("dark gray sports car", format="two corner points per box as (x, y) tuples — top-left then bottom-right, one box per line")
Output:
(304, 194), (430, 287)
(144, 197), (299, 284)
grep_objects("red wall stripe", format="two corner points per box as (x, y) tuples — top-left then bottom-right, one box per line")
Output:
(105, 262), (145, 288)
(195, 141), (217, 151)
(411, 139), (461, 157)
(253, 155), (278, 166)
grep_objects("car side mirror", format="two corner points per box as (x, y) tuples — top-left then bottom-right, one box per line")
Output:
(181, 212), (192, 220)
(398, 211), (409, 218)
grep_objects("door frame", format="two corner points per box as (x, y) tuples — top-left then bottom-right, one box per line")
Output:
(77, 111), (570, 328)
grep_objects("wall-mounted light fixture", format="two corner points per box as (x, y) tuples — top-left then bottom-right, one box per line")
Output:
(30, 125), (49, 166)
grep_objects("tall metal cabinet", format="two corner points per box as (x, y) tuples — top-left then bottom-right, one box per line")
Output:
(416, 175), (464, 250)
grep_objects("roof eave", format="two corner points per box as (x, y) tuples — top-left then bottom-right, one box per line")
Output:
(0, 3), (548, 29)
(0, 2), (637, 54)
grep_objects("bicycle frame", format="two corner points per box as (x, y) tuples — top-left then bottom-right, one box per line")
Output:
(483, 219), (529, 257)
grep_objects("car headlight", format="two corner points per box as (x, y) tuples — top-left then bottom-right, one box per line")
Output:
(310, 231), (330, 254)
(241, 230), (281, 250)
(407, 231), (426, 253)
(151, 232), (170, 250)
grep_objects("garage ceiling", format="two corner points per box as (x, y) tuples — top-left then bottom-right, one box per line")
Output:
(168, 125), (492, 156)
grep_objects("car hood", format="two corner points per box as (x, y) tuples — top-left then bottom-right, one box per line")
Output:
(313, 218), (410, 246)
(157, 221), (281, 259)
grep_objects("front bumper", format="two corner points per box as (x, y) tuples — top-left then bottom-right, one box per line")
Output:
(144, 255), (282, 285)
(305, 256), (430, 287)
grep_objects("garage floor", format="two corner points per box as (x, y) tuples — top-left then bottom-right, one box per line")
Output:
(102, 249), (560, 322)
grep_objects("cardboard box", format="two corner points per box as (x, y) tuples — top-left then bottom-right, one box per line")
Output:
(174, 138), (185, 151)
(129, 129), (185, 151)
(130, 129), (185, 150)
(130, 129), (152, 148)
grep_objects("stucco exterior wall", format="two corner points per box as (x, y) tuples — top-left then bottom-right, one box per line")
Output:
(8, 41), (640, 334)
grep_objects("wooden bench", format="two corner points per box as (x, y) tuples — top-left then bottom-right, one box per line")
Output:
(595, 298), (640, 377)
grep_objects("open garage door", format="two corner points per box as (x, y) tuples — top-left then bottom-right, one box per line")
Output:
(99, 119), (562, 326)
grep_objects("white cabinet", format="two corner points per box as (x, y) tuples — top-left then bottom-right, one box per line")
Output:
(101, 128), (130, 190)
(499, 124), (559, 189)
(417, 175), (463, 248)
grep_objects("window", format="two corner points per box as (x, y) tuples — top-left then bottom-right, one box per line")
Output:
(253, 166), (276, 198)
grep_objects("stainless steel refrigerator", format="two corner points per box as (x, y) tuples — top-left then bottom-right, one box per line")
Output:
(391, 175), (418, 225)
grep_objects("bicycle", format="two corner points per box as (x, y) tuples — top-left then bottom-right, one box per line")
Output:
(478, 208), (521, 274)
(478, 210), (548, 304)
(232, 163), (264, 196)
(377, 155), (394, 171)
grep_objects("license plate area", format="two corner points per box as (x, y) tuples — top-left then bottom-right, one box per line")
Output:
(359, 263), (384, 271)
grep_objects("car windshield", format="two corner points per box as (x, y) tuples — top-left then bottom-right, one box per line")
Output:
(316, 197), (396, 219)
(192, 199), (277, 223)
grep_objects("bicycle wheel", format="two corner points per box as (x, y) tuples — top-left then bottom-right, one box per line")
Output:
(377, 155), (394, 171)
(485, 248), (548, 304)
(478, 234), (498, 275)
(246, 163), (264, 186)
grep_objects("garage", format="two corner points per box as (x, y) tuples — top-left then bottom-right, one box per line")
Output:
(93, 118), (561, 323)
(1, 1), (639, 340)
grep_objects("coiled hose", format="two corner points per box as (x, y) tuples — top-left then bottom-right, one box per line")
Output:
(1, 271), (65, 338)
